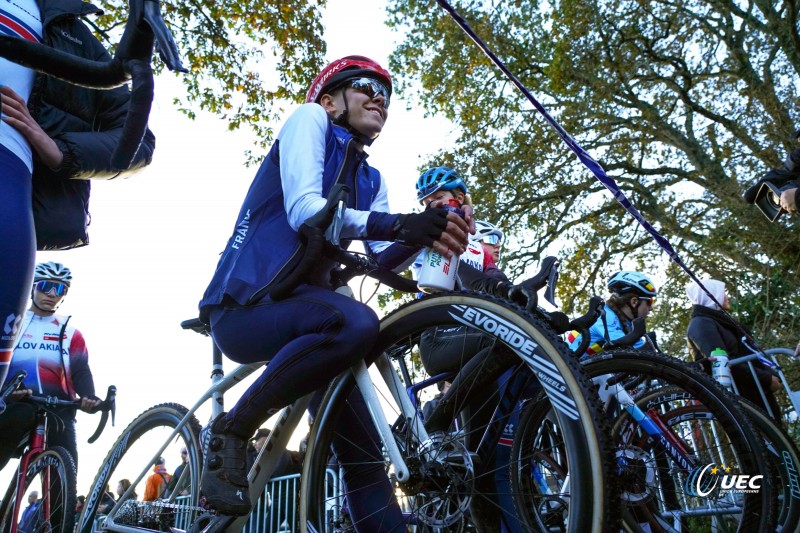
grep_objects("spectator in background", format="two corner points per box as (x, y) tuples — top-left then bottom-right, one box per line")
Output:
(116, 479), (137, 501)
(74, 495), (85, 530)
(686, 279), (782, 421)
(246, 428), (302, 477)
(143, 457), (171, 502)
(165, 447), (191, 497)
(18, 491), (40, 533)
(97, 483), (116, 515)
(779, 139), (800, 214)
(0, 0), (156, 410)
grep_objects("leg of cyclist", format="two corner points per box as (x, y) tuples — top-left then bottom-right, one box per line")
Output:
(204, 285), (404, 529)
(425, 343), (517, 435)
(47, 412), (79, 467)
(0, 146), (36, 413)
(421, 328), (525, 531)
(308, 389), (406, 532)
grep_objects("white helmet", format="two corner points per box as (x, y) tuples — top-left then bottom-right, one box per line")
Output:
(607, 271), (656, 298)
(470, 220), (504, 245)
(33, 261), (72, 286)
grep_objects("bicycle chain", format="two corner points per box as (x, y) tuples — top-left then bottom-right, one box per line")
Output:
(128, 499), (217, 515)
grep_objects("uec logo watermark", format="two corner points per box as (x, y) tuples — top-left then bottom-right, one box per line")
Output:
(685, 464), (763, 497)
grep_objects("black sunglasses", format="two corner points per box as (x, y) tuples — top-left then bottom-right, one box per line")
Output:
(346, 77), (390, 109)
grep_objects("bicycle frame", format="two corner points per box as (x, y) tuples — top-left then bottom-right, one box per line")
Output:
(596, 375), (699, 473)
(596, 373), (749, 522)
(99, 350), (431, 533)
(730, 347), (800, 420)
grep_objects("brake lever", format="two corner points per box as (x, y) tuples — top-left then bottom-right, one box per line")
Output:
(1, 370), (28, 402)
(544, 258), (560, 306)
(87, 385), (116, 444)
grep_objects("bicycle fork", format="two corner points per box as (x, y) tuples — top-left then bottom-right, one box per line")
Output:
(357, 356), (432, 481)
(10, 413), (49, 533)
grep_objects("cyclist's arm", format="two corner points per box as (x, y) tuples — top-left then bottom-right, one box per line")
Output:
(365, 175), (422, 270)
(280, 104), (398, 241)
(458, 261), (510, 288)
(67, 329), (97, 403)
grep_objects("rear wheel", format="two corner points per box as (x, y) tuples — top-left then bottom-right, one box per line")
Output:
(300, 292), (618, 532)
(511, 393), (572, 531)
(77, 403), (202, 533)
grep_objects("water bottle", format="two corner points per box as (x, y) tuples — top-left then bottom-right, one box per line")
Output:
(710, 348), (733, 389)
(417, 199), (465, 293)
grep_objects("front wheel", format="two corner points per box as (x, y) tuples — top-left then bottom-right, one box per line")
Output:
(77, 403), (202, 533)
(0, 446), (77, 533)
(300, 292), (618, 532)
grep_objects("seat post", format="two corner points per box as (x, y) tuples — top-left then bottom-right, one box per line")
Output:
(211, 341), (224, 418)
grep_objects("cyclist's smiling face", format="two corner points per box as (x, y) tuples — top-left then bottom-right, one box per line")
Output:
(321, 86), (388, 142)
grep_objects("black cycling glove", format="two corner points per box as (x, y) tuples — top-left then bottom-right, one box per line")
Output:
(392, 208), (450, 247)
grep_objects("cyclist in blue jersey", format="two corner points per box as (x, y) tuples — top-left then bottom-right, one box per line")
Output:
(197, 56), (471, 527)
(410, 168), (526, 532)
(567, 270), (657, 357)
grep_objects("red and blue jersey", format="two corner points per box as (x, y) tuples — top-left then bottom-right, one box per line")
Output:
(8, 312), (95, 400)
(0, 1), (42, 43)
(0, 0), (41, 171)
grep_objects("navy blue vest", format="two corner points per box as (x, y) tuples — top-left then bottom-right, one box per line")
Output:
(199, 119), (381, 320)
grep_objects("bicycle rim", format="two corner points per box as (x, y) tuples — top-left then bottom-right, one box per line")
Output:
(77, 403), (202, 533)
(582, 350), (775, 532)
(300, 292), (617, 533)
(0, 446), (76, 533)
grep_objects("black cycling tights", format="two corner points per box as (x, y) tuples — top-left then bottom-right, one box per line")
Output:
(0, 146), (36, 404)
(208, 284), (405, 531)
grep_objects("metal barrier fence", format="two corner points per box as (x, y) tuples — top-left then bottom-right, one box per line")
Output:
(89, 472), (335, 533)
(243, 473), (298, 533)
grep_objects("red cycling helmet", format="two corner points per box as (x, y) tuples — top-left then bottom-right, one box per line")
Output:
(305, 55), (393, 105)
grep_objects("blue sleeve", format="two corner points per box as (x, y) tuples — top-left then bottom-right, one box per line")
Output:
(602, 309), (645, 349)
(371, 242), (421, 271)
